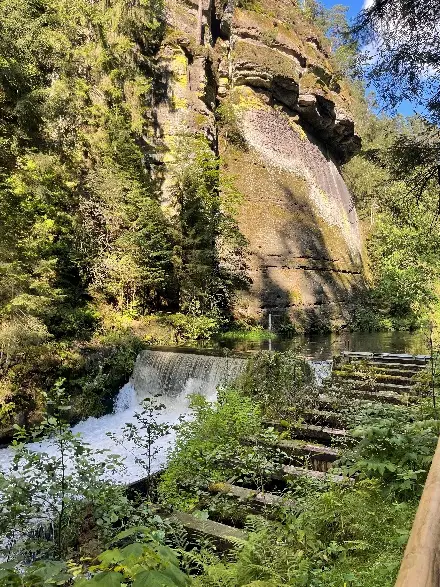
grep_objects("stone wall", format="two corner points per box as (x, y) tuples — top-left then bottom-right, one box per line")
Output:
(153, 0), (365, 331)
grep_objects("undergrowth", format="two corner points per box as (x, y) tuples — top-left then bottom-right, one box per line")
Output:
(158, 351), (436, 586)
(1, 350), (436, 586)
(189, 482), (415, 587)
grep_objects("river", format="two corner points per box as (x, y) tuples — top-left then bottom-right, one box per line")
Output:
(0, 331), (427, 484)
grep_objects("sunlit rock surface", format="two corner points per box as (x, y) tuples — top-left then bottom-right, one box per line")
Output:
(153, 0), (365, 331)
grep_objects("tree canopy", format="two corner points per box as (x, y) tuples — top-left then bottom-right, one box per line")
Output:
(353, 0), (440, 121)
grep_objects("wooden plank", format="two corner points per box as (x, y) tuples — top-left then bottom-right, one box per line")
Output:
(277, 439), (340, 462)
(395, 437), (440, 587)
(343, 352), (429, 363)
(265, 420), (347, 440)
(370, 362), (426, 370)
(293, 423), (348, 441)
(282, 465), (346, 483)
(208, 482), (295, 508)
(325, 388), (415, 405)
(169, 512), (247, 550)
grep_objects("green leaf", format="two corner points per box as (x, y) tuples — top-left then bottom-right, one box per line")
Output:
(0, 568), (20, 586)
(155, 545), (180, 568)
(120, 543), (146, 560)
(132, 570), (181, 587)
(112, 527), (153, 543)
(97, 549), (123, 566)
(159, 564), (190, 587)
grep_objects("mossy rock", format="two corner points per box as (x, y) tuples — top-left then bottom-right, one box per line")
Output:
(233, 39), (300, 82)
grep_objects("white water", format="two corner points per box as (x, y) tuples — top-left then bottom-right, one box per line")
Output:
(0, 351), (332, 484)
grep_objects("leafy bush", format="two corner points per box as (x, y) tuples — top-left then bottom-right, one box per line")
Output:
(159, 389), (279, 510)
(234, 350), (317, 418)
(192, 481), (415, 587)
(0, 528), (190, 587)
(165, 313), (220, 341)
(337, 406), (439, 498)
(46, 303), (100, 340)
(0, 330), (146, 430)
(216, 101), (247, 150)
(0, 384), (128, 560)
(0, 316), (51, 370)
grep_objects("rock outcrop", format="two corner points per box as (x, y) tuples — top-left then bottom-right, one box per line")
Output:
(154, 0), (365, 331)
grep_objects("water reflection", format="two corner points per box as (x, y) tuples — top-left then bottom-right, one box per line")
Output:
(199, 330), (430, 360)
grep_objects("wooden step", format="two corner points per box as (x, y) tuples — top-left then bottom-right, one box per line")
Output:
(320, 388), (415, 405)
(370, 366), (421, 377)
(333, 372), (415, 386)
(303, 409), (344, 428)
(208, 482), (295, 509)
(292, 423), (348, 443)
(335, 378), (416, 394)
(265, 416), (346, 434)
(277, 439), (340, 463)
(281, 465), (346, 483)
(343, 352), (429, 365)
(370, 354), (429, 365)
(346, 387), (416, 403)
(169, 512), (247, 550)
(366, 361), (427, 371)
(362, 381), (415, 393)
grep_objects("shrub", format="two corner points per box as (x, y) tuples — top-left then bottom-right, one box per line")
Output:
(165, 313), (220, 341)
(337, 406), (439, 498)
(159, 388), (279, 510)
(216, 101), (247, 150)
(192, 481), (415, 587)
(234, 350), (317, 418)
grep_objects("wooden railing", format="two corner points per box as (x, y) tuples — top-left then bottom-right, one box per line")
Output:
(395, 437), (440, 586)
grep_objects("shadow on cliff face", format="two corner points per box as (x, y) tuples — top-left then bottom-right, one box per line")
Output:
(254, 182), (364, 333)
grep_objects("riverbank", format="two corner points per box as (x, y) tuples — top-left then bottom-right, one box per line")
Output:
(1, 349), (437, 586)
(0, 309), (431, 445)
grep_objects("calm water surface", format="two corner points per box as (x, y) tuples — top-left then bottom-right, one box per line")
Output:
(195, 330), (430, 360)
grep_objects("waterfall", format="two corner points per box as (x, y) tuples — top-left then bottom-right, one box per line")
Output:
(132, 350), (245, 403)
(310, 360), (333, 385)
(0, 351), (247, 483)
(0, 350), (331, 484)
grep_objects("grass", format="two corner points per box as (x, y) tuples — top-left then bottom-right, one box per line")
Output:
(216, 327), (278, 342)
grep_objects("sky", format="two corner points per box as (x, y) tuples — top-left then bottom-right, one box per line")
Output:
(321, 0), (365, 20)
(320, 0), (422, 118)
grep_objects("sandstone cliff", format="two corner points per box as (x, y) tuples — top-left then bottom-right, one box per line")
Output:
(153, 0), (365, 331)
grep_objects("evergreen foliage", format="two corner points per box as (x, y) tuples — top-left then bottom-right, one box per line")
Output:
(353, 0), (440, 122)
(170, 137), (248, 319)
(0, 0), (169, 325)
(0, 0), (248, 426)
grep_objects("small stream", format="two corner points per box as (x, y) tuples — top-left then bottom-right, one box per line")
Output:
(0, 349), (331, 484)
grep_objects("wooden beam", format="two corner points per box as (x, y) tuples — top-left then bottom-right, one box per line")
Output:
(169, 511), (246, 550)
(208, 482), (296, 508)
(395, 437), (440, 586)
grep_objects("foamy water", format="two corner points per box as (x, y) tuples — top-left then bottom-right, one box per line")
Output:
(0, 352), (332, 484)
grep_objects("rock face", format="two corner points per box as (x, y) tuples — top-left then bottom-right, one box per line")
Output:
(154, 0), (365, 331)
